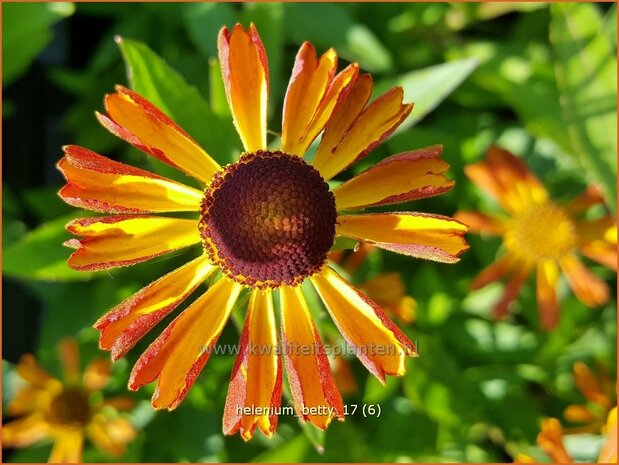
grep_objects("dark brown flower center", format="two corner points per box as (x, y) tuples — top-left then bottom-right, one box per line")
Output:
(47, 387), (91, 428)
(199, 151), (337, 288)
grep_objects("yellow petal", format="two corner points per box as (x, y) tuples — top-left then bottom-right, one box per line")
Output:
(313, 86), (413, 181)
(300, 64), (359, 156)
(598, 407), (617, 463)
(129, 278), (242, 410)
(560, 254), (609, 307)
(537, 260), (559, 330)
(15, 354), (53, 387)
(281, 43), (338, 156)
(311, 267), (416, 382)
(98, 86), (220, 183)
(313, 74), (372, 172)
(83, 359), (111, 392)
(514, 454), (537, 463)
(223, 289), (282, 440)
(337, 212), (468, 263)
(65, 216), (201, 271)
(580, 242), (617, 271)
(7, 386), (50, 416)
(577, 216), (617, 271)
(334, 146), (454, 210)
(218, 24), (268, 152)
(87, 415), (136, 456)
(2, 414), (50, 448)
(49, 430), (84, 464)
(58, 145), (203, 213)
(95, 255), (216, 360)
(280, 285), (344, 430)
(59, 338), (80, 385)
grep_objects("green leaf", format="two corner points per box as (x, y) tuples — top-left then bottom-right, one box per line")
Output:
(297, 420), (326, 454)
(447, 41), (574, 156)
(446, 3), (546, 31)
(182, 3), (237, 59)
(284, 3), (393, 73)
(602, 4), (617, 47)
(209, 58), (231, 118)
(140, 402), (225, 462)
(118, 37), (241, 167)
(550, 3), (618, 212)
(375, 59), (478, 133)
(22, 187), (74, 222)
(251, 434), (309, 462)
(3, 214), (93, 282)
(331, 236), (360, 252)
(2, 2), (74, 87)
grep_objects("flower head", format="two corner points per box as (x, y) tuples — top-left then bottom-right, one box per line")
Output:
(564, 362), (615, 433)
(58, 23), (467, 440)
(2, 339), (135, 463)
(537, 418), (574, 463)
(456, 146), (616, 329)
(515, 409), (618, 464)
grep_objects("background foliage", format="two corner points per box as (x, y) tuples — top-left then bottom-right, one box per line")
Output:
(3, 2), (616, 462)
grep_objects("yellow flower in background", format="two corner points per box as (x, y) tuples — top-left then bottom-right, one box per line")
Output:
(58, 23), (468, 440)
(456, 146), (616, 329)
(2, 339), (135, 463)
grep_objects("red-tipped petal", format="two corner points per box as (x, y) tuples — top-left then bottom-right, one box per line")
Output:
(58, 145), (202, 214)
(311, 267), (416, 383)
(94, 255), (216, 360)
(223, 289), (282, 440)
(337, 212), (469, 263)
(333, 146), (455, 210)
(129, 278), (242, 410)
(65, 215), (201, 271)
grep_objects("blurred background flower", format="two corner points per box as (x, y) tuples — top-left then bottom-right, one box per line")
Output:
(3, 2), (616, 462)
(456, 146), (616, 330)
(2, 338), (136, 463)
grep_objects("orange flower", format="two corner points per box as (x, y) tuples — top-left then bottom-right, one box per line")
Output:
(58, 23), (468, 440)
(456, 146), (616, 329)
(517, 409), (618, 464)
(537, 418), (574, 463)
(564, 362), (615, 433)
(2, 339), (135, 463)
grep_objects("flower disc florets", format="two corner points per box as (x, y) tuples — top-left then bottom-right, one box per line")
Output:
(199, 150), (337, 288)
(505, 201), (577, 262)
(46, 387), (91, 429)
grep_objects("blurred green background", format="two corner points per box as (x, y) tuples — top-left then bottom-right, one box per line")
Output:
(2, 2), (617, 462)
